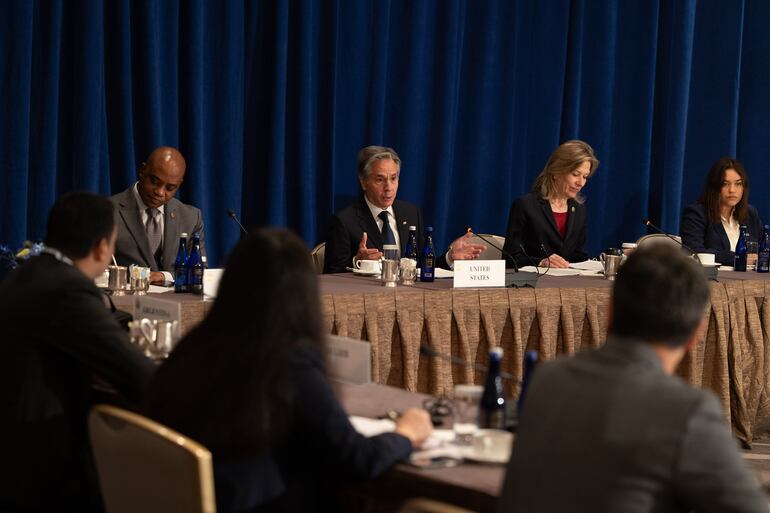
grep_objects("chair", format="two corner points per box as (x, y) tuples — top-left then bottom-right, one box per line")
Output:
(88, 404), (216, 513)
(398, 498), (478, 513)
(635, 233), (682, 249)
(467, 234), (505, 260)
(311, 242), (326, 274)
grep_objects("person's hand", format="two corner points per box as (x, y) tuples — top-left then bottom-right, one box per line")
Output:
(149, 271), (166, 285)
(356, 232), (383, 261)
(448, 231), (486, 261)
(394, 407), (433, 447)
(539, 254), (570, 268)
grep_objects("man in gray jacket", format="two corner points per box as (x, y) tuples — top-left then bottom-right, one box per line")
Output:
(499, 244), (768, 513)
(111, 146), (205, 284)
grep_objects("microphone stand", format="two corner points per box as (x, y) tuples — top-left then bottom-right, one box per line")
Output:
(641, 219), (717, 281)
(228, 209), (249, 236)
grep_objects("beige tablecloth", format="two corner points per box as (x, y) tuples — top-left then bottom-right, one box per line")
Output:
(320, 271), (770, 446)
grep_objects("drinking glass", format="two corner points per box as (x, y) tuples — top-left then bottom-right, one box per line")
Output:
(453, 384), (483, 445)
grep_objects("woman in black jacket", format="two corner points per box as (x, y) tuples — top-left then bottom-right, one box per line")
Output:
(503, 140), (600, 269)
(681, 157), (763, 265)
(145, 229), (431, 513)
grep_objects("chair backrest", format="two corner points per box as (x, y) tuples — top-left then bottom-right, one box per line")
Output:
(311, 242), (326, 274)
(398, 498), (478, 513)
(635, 233), (682, 249)
(89, 405), (216, 513)
(468, 234), (505, 260)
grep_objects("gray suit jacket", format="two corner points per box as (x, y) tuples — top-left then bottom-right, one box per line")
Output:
(498, 336), (768, 513)
(111, 187), (206, 272)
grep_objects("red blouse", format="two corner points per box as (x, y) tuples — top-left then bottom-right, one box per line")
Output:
(552, 211), (568, 239)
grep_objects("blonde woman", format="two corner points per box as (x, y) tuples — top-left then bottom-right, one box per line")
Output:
(503, 140), (599, 269)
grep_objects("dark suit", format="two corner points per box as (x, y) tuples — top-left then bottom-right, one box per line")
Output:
(498, 336), (768, 513)
(0, 254), (154, 512)
(111, 187), (206, 272)
(680, 202), (763, 265)
(323, 196), (446, 273)
(502, 192), (588, 269)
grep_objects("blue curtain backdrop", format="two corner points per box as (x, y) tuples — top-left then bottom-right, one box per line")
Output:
(2, 0), (770, 266)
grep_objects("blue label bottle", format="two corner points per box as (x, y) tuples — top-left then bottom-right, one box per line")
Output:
(420, 226), (435, 282)
(734, 225), (748, 272)
(479, 347), (505, 430)
(758, 225), (770, 273)
(174, 232), (189, 293)
(188, 235), (204, 295)
(405, 225), (419, 263)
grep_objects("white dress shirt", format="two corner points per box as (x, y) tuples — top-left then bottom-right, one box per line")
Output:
(363, 195), (401, 252)
(721, 214), (740, 252)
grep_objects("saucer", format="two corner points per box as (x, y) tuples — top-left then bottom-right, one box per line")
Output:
(346, 267), (381, 276)
(461, 445), (510, 464)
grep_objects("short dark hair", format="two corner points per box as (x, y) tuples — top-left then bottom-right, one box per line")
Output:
(611, 244), (710, 347)
(699, 157), (749, 224)
(44, 192), (116, 259)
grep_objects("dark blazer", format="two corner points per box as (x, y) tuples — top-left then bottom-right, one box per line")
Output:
(680, 202), (763, 265)
(323, 196), (446, 273)
(153, 346), (412, 513)
(0, 254), (155, 512)
(502, 192), (588, 269)
(498, 336), (768, 513)
(111, 187), (206, 272)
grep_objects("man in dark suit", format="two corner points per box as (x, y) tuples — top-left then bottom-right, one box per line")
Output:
(111, 146), (205, 284)
(324, 145), (484, 273)
(0, 192), (155, 512)
(499, 244), (768, 513)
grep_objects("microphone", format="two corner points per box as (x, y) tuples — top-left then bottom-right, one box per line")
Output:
(419, 344), (518, 382)
(463, 226), (539, 287)
(464, 225), (518, 271)
(228, 209), (248, 236)
(641, 218), (700, 258)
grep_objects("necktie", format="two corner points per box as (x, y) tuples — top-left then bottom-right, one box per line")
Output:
(146, 208), (162, 256)
(378, 211), (396, 245)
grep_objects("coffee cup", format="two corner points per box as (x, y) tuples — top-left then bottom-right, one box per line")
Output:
(355, 259), (382, 274)
(697, 253), (716, 266)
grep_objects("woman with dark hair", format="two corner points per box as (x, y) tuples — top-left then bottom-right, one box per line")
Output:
(681, 157), (763, 265)
(145, 229), (431, 513)
(503, 140), (600, 269)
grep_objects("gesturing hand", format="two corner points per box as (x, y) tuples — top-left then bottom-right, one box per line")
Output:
(356, 232), (383, 261)
(448, 231), (486, 261)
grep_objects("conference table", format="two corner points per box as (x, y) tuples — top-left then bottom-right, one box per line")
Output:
(113, 268), (770, 446)
(337, 381), (770, 513)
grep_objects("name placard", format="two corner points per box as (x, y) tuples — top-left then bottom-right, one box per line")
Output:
(134, 295), (182, 324)
(453, 259), (506, 288)
(326, 335), (371, 385)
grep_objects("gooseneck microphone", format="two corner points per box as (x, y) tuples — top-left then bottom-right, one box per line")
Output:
(464, 225), (518, 271)
(419, 344), (518, 382)
(641, 219), (700, 259)
(228, 209), (248, 236)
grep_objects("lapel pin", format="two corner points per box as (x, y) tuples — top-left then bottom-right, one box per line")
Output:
(170, 212), (176, 219)
(571, 206), (575, 213)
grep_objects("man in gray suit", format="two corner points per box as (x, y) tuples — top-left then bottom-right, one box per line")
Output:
(111, 146), (205, 284)
(499, 244), (768, 513)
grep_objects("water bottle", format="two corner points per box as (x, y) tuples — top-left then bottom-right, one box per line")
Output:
(517, 350), (538, 415)
(734, 225), (748, 272)
(420, 226), (435, 282)
(404, 225), (419, 264)
(188, 235), (204, 295)
(174, 233), (189, 293)
(758, 226), (770, 273)
(479, 347), (505, 430)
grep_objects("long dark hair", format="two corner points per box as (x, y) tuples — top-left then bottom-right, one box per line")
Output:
(145, 229), (324, 457)
(699, 157), (749, 224)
